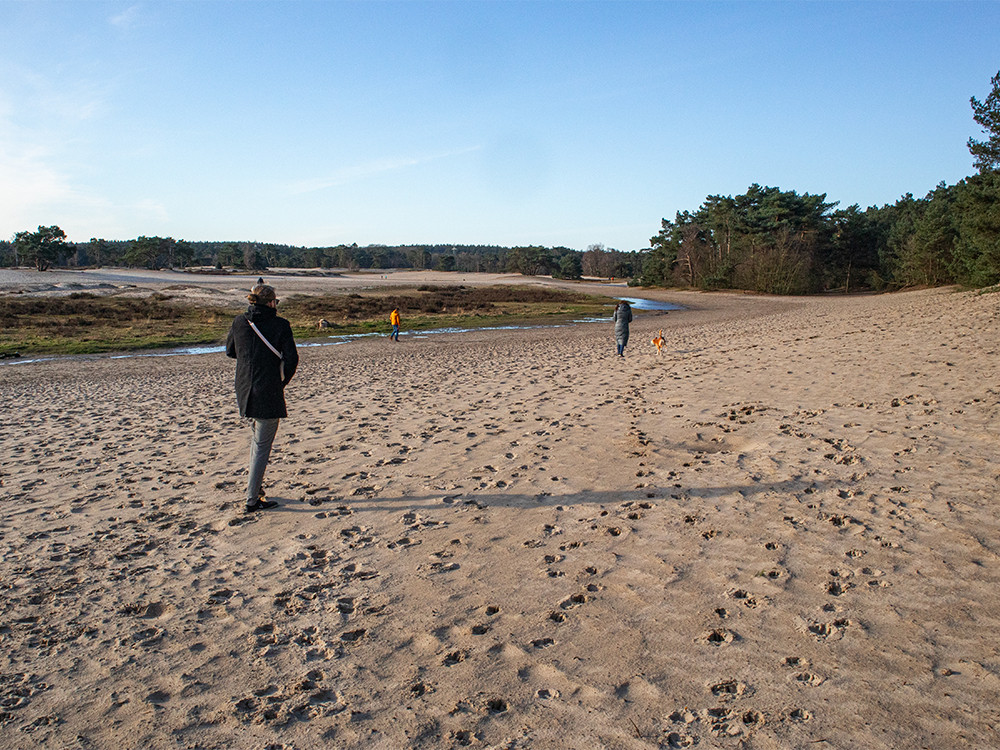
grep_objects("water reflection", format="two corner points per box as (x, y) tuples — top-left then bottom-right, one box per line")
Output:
(618, 297), (682, 311)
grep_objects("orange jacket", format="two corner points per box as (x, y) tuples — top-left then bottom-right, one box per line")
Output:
(390, 309), (400, 325)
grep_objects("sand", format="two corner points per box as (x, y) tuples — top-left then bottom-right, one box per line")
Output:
(1, 273), (999, 749)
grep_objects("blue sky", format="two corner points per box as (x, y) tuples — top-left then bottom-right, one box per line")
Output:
(1, 1), (997, 251)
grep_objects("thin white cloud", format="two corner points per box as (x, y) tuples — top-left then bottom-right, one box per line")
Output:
(3, 64), (107, 124)
(0, 110), (166, 241)
(0, 149), (170, 240)
(0, 148), (75, 230)
(109, 5), (143, 30)
(0, 68), (112, 238)
(287, 146), (481, 195)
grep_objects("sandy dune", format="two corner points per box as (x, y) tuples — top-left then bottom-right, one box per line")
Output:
(1, 278), (999, 749)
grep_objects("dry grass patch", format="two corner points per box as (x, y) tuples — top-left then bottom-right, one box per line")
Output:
(1, 286), (614, 356)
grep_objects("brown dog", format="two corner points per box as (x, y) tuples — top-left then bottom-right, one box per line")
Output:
(651, 329), (665, 356)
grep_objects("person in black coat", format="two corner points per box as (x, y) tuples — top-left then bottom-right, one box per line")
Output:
(226, 283), (299, 512)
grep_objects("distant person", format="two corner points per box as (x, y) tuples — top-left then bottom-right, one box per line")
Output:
(613, 300), (632, 357)
(389, 308), (401, 341)
(226, 283), (299, 513)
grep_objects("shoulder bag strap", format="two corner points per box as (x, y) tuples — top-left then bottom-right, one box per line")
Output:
(247, 320), (285, 381)
(247, 321), (282, 360)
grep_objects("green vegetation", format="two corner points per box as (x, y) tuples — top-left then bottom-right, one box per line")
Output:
(0, 237), (618, 280)
(0, 286), (614, 357)
(636, 172), (1000, 293)
(12, 226), (67, 271)
(968, 70), (1000, 173)
(279, 285), (611, 340)
(0, 292), (234, 356)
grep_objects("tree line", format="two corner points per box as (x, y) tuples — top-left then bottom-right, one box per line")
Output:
(635, 171), (1000, 294)
(0, 232), (642, 282)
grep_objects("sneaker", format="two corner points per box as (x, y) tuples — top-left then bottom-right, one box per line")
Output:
(246, 498), (278, 512)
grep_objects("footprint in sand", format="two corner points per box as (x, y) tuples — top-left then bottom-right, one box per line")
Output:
(387, 536), (422, 550)
(409, 681), (432, 697)
(793, 671), (825, 687)
(668, 708), (698, 725)
(559, 593), (589, 609)
(710, 680), (748, 699)
(129, 626), (165, 647)
(428, 561), (460, 574)
(806, 618), (851, 640)
(700, 628), (738, 646)
(666, 732), (698, 748)
(728, 589), (761, 608)
(704, 706), (743, 736)
(340, 562), (378, 580)
(340, 629), (366, 643)
(233, 669), (346, 724)
(826, 574), (855, 596)
(207, 589), (234, 605)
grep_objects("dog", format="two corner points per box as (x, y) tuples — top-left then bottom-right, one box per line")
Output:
(318, 318), (331, 330)
(651, 329), (665, 356)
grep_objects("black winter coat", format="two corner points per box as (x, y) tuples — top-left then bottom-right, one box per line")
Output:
(226, 305), (299, 419)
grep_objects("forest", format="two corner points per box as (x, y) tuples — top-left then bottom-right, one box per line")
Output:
(637, 171), (1000, 293)
(4, 72), (998, 295)
(0, 234), (641, 284)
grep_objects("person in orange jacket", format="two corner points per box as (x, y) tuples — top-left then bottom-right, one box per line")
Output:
(389, 308), (401, 341)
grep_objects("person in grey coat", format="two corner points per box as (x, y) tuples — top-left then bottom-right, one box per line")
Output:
(613, 300), (633, 356)
(226, 283), (299, 512)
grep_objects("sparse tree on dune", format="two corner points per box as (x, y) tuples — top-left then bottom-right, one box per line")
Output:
(13, 225), (67, 271)
(968, 70), (1000, 173)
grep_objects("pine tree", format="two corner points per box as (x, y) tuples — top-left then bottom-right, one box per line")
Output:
(968, 70), (1000, 173)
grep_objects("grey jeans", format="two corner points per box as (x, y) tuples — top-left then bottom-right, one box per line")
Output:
(246, 418), (280, 505)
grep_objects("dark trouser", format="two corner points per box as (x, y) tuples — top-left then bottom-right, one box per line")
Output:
(616, 329), (629, 356)
(246, 418), (280, 505)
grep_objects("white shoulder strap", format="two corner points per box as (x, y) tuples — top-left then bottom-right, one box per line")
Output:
(247, 320), (282, 360)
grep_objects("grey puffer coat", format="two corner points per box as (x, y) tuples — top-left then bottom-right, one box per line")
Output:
(226, 305), (299, 419)
(613, 302), (633, 347)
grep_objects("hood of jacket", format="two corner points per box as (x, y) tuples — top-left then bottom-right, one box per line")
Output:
(244, 304), (277, 324)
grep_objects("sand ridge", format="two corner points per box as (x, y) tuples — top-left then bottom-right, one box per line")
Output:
(1, 283), (999, 748)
